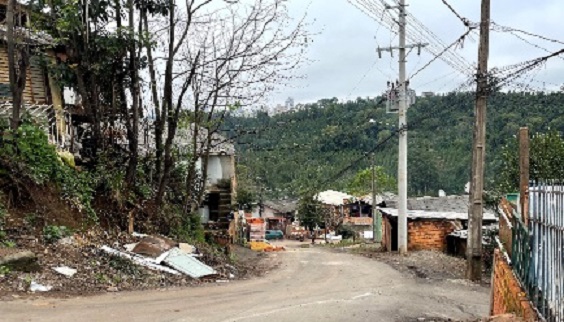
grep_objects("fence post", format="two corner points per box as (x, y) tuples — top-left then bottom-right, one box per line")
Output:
(519, 127), (529, 225)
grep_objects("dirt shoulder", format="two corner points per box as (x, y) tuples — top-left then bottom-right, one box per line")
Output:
(345, 247), (491, 285)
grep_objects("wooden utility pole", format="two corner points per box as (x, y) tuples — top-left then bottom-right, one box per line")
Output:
(467, 0), (490, 281)
(519, 127), (530, 225)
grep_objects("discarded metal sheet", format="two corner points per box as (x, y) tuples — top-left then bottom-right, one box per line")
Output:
(163, 248), (216, 279)
(52, 266), (77, 278)
(100, 246), (180, 275)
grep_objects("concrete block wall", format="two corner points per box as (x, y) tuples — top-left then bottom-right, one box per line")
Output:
(407, 220), (457, 251)
(491, 250), (538, 321)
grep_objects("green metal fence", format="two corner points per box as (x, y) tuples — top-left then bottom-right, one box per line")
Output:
(511, 181), (564, 321)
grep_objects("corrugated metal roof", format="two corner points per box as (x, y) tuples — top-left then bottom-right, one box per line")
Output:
(378, 207), (498, 221)
(316, 190), (353, 206)
(263, 199), (298, 213)
(163, 248), (216, 279)
(383, 196), (495, 215)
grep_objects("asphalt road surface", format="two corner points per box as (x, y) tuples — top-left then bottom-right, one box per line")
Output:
(0, 242), (490, 322)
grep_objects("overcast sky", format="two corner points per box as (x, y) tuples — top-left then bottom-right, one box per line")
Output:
(267, 0), (564, 105)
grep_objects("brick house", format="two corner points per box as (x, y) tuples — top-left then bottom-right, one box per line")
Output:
(379, 196), (497, 252)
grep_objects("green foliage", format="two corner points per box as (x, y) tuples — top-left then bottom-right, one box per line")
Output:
(0, 203), (5, 242)
(109, 255), (142, 277)
(223, 92), (564, 197)
(43, 225), (72, 244)
(297, 193), (326, 231)
(236, 187), (256, 211)
(0, 122), (97, 221)
(496, 131), (564, 192)
(336, 225), (356, 240)
(171, 212), (205, 244)
(2, 240), (16, 248)
(346, 166), (396, 196)
(0, 122), (61, 184)
(25, 213), (39, 227)
(0, 266), (10, 276)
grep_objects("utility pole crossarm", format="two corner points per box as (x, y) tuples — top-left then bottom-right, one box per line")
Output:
(377, 43), (429, 52)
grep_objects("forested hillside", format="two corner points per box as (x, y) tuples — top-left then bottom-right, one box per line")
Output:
(223, 92), (564, 198)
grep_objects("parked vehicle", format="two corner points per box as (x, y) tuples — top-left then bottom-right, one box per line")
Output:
(265, 230), (284, 240)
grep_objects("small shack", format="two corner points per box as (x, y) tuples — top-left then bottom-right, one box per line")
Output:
(262, 199), (298, 233)
(379, 196), (498, 252)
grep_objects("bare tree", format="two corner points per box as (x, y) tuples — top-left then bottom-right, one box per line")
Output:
(176, 0), (311, 213)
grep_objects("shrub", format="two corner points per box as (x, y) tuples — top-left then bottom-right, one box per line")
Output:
(43, 225), (72, 244)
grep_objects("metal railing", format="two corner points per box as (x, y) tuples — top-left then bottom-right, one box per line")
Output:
(513, 181), (564, 321)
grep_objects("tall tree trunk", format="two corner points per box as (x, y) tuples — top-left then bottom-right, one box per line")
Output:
(7, 0), (28, 131)
(143, 10), (162, 181)
(125, 0), (139, 188)
(155, 0), (176, 206)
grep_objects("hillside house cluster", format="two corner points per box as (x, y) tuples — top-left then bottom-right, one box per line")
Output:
(0, 3), (238, 227)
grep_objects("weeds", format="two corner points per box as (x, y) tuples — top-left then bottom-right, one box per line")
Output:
(43, 225), (72, 244)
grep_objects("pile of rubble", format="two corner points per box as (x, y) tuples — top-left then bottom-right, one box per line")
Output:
(0, 229), (259, 298)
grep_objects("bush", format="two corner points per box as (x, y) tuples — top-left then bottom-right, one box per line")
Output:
(43, 225), (72, 244)
(0, 122), (97, 222)
(0, 203), (6, 242)
(337, 225), (357, 240)
(171, 212), (205, 244)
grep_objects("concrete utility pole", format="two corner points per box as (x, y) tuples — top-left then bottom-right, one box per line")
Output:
(379, 0), (426, 254)
(371, 152), (382, 243)
(396, 0), (408, 254)
(467, 0), (490, 281)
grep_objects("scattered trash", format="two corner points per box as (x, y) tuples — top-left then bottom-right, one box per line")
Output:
(163, 248), (216, 279)
(216, 280), (229, 283)
(123, 243), (138, 252)
(106, 286), (119, 292)
(100, 246), (180, 275)
(132, 236), (177, 258)
(57, 236), (76, 246)
(229, 273), (235, 279)
(249, 241), (285, 252)
(155, 250), (171, 264)
(52, 266), (77, 278)
(30, 281), (52, 292)
(179, 243), (196, 254)
(131, 232), (148, 238)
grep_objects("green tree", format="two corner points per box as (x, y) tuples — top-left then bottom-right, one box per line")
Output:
(346, 166), (396, 196)
(297, 193), (325, 232)
(496, 131), (564, 192)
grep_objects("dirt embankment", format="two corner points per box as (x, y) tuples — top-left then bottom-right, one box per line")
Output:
(0, 229), (278, 300)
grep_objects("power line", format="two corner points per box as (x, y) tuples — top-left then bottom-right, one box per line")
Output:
(491, 22), (564, 46)
(350, 0), (475, 76)
(408, 28), (475, 82)
(440, 0), (471, 27)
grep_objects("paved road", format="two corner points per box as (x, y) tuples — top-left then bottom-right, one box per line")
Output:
(0, 242), (490, 322)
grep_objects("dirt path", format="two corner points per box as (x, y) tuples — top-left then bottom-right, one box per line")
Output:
(0, 241), (490, 322)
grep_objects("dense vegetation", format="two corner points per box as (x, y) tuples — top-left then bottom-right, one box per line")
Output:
(223, 91), (564, 198)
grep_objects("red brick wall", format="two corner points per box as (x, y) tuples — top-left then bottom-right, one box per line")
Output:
(407, 220), (457, 251)
(491, 250), (538, 321)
